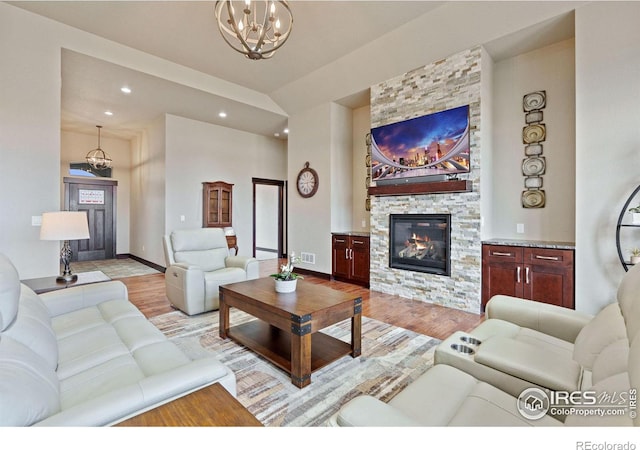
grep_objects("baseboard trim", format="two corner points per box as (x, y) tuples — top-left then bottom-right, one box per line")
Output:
(118, 253), (166, 273)
(294, 267), (331, 280)
(256, 247), (278, 253)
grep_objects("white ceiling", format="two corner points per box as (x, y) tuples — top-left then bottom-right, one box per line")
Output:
(8, 1), (575, 141)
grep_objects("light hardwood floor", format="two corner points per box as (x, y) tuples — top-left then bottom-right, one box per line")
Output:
(121, 258), (484, 340)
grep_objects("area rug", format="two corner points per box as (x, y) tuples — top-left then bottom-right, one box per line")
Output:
(73, 258), (160, 278)
(150, 309), (440, 427)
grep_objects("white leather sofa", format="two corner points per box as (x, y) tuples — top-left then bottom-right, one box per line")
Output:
(0, 253), (236, 426)
(434, 261), (640, 401)
(163, 228), (259, 315)
(328, 265), (640, 427)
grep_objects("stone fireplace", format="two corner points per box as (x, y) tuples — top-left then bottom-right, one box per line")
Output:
(389, 214), (451, 276)
(368, 46), (486, 314)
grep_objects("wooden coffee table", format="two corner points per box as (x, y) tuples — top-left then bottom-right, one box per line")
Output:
(219, 278), (362, 388)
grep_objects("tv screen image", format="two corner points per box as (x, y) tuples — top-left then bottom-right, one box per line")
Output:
(370, 104), (470, 184)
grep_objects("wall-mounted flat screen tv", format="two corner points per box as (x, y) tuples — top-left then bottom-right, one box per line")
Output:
(370, 104), (470, 185)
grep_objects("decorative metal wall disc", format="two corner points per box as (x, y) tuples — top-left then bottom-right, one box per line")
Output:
(522, 190), (545, 208)
(525, 111), (543, 124)
(522, 156), (546, 176)
(523, 123), (546, 144)
(525, 144), (543, 156)
(523, 91), (546, 111)
(524, 176), (543, 189)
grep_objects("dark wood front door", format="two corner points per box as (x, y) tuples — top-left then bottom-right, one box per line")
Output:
(64, 177), (117, 261)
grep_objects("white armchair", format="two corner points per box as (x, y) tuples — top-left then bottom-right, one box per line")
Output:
(162, 228), (259, 315)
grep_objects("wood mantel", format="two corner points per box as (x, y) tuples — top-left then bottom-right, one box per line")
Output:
(367, 180), (472, 197)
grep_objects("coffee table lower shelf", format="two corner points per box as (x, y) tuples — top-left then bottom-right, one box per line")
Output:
(227, 320), (352, 375)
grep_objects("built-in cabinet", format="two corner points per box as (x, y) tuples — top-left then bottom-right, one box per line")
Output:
(482, 242), (575, 310)
(332, 233), (370, 287)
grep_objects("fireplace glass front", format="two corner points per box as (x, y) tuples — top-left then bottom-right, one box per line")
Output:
(389, 214), (451, 276)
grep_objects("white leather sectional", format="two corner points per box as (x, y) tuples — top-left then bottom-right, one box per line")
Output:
(329, 262), (640, 427)
(0, 253), (235, 426)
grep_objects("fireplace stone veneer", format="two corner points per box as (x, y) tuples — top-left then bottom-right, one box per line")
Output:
(368, 46), (484, 314)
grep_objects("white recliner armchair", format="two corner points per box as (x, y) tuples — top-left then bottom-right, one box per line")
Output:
(163, 228), (259, 315)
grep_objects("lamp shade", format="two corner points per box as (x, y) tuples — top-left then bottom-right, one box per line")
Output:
(40, 211), (90, 241)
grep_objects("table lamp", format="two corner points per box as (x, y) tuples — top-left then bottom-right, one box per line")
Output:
(40, 211), (90, 283)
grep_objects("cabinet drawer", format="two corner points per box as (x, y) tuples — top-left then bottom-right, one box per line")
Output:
(483, 245), (523, 264)
(524, 247), (573, 268)
(332, 235), (348, 246)
(350, 237), (369, 249)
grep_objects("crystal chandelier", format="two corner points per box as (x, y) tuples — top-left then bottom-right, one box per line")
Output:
(214, 0), (293, 60)
(86, 125), (112, 170)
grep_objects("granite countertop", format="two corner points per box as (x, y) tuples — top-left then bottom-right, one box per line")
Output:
(331, 231), (370, 237)
(482, 238), (575, 250)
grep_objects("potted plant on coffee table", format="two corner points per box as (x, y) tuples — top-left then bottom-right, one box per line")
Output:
(271, 252), (304, 293)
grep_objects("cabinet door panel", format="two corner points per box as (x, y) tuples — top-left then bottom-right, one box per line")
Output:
(482, 262), (522, 309)
(525, 264), (574, 308)
(332, 236), (350, 279)
(350, 237), (370, 284)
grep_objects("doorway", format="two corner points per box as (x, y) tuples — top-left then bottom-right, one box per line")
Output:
(64, 177), (117, 261)
(252, 178), (286, 260)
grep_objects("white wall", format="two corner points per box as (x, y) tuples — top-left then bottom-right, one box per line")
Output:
(575, 3), (640, 314)
(0, 6), (63, 278)
(60, 130), (131, 254)
(352, 105), (371, 232)
(491, 39), (576, 242)
(330, 103), (353, 233)
(130, 117), (166, 266)
(164, 114), (286, 262)
(255, 184), (280, 251)
(288, 103), (333, 273)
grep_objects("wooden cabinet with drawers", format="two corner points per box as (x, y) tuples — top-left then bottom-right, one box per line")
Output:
(332, 234), (370, 287)
(482, 243), (575, 310)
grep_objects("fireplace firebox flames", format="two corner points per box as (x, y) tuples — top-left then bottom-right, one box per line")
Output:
(399, 232), (445, 261)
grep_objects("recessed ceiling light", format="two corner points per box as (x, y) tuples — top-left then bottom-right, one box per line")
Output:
(219, 112), (227, 118)
(104, 111), (113, 116)
(284, 128), (289, 134)
(274, 133), (280, 137)
(120, 86), (132, 94)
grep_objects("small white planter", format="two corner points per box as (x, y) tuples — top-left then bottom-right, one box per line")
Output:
(275, 278), (297, 293)
(632, 213), (640, 225)
(631, 256), (640, 265)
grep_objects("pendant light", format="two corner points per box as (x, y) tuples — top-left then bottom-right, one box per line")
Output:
(86, 125), (112, 170)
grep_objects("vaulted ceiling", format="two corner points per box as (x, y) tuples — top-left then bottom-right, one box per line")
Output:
(8, 1), (575, 140)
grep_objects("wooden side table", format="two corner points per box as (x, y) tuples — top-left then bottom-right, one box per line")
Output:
(114, 383), (262, 426)
(226, 235), (238, 255)
(21, 270), (111, 294)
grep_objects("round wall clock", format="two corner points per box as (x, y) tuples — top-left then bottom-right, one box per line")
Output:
(296, 162), (319, 198)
